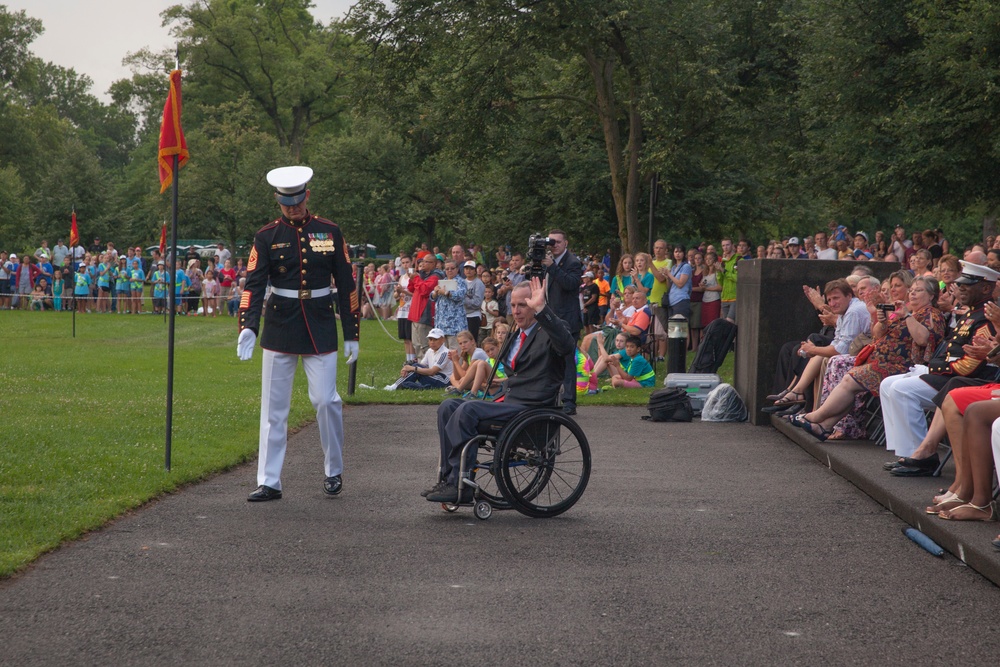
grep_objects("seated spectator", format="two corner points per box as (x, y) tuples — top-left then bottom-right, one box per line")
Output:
(447, 330), (489, 392)
(386, 327), (453, 390)
(449, 336), (507, 399)
(589, 335), (655, 390)
(609, 289), (652, 342)
(792, 276), (945, 440)
(909, 248), (934, 277)
(767, 279), (870, 412)
(879, 261), (999, 462)
(30, 280), (48, 310)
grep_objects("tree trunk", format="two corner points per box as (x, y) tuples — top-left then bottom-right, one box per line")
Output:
(584, 41), (644, 255)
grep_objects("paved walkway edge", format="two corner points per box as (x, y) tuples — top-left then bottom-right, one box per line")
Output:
(771, 415), (1000, 587)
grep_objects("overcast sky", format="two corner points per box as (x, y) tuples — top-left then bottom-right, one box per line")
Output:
(5, 0), (358, 101)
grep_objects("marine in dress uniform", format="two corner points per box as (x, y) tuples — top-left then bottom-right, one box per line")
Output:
(880, 261), (1000, 459)
(237, 166), (360, 501)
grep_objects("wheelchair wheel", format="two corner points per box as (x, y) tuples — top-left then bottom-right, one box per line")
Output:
(495, 410), (591, 518)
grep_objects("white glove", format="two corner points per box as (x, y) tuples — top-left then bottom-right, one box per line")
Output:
(343, 341), (359, 365)
(237, 329), (256, 361)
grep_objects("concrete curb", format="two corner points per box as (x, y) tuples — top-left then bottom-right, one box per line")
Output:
(771, 415), (1000, 586)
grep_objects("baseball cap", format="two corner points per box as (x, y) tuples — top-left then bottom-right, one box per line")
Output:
(427, 328), (445, 339)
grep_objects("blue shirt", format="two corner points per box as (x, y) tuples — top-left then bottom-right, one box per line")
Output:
(667, 262), (693, 306)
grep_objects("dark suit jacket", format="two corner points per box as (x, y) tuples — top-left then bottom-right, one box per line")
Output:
(503, 306), (576, 406)
(545, 250), (583, 333)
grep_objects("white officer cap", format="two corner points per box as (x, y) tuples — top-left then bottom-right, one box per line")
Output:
(267, 166), (314, 206)
(955, 260), (1000, 285)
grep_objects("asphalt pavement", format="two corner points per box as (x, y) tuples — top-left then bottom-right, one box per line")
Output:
(3, 405), (1000, 665)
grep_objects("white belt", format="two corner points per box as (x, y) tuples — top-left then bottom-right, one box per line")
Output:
(271, 286), (331, 299)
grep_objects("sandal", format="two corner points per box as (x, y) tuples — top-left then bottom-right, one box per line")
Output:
(925, 496), (967, 515)
(801, 421), (833, 442)
(933, 490), (959, 505)
(938, 502), (996, 522)
(772, 390), (806, 407)
(765, 389), (790, 402)
(787, 413), (814, 428)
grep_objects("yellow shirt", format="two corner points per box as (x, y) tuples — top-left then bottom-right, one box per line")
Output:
(648, 257), (673, 306)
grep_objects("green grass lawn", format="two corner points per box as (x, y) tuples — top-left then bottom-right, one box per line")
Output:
(0, 310), (733, 577)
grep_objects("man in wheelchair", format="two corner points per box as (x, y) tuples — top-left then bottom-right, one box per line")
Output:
(424, 276), (577, 503)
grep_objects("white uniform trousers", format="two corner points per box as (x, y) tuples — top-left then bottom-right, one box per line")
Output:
(258, 349), (343, 490)
(992, 417), (1000, 476)
(879, 366), (935, 457)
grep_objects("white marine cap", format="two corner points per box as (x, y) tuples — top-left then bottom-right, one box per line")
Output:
(267, 166), (314, 206)
(955, 260), (1000, 285)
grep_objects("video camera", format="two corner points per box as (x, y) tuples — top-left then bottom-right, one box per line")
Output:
(527, 234), (555, 280)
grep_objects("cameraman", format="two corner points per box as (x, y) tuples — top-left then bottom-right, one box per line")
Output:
(542, 229), (583, 415)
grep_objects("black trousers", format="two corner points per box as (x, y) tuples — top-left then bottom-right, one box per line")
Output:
(437, 398), (530, 484)
(562, 328), (581, 406)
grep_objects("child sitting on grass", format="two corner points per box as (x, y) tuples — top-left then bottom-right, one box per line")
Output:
(588, 335), (655, 391)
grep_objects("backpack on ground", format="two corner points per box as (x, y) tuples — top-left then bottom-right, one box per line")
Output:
(642, 387), (693, 422)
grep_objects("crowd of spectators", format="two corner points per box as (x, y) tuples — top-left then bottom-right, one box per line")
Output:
(1, 238), (245, 316)
(757, 226), (1000, 554)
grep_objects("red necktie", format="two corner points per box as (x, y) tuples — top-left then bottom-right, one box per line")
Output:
(511, 331), (527, 369)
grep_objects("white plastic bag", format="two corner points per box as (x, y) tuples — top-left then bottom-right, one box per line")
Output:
(700, 383), (748, 422)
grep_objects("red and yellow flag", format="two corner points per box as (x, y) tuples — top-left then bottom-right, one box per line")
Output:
(70, 209), (79, 247)
(157, 69), (189, 194)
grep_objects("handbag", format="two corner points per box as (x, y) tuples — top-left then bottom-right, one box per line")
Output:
(853, 343), (875, 367)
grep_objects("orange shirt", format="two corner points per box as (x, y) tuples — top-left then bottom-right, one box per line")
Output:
(596, 278), (610, 307)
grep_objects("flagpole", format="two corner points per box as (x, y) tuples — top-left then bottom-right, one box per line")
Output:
(166, 154), (179, 471)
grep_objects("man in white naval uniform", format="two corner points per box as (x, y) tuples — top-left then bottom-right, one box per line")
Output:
(237, 166), (360, 501)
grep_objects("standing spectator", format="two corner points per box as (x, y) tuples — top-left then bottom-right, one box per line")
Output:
(631, 252), (655, 302)
(88, 237), (102, 255)
(542, 229), (583, 415)
(432, 260), (467, 351)
(129, 258), (146, 314)
(228, 276), (244, 317)
(480, 284), (499, 342)
(51, 239), (69, 269)
(495, 245), (510, 270)
(815, 231), (838, 260)
(151, 261), (168, 314)
(581, 271), (600, 334)
(186, 258), (203, 314)
(52, 268), (64, 311)
(218, 259), (237, 293)
(853, 232), (874, 260)
(718, 238), (740, 322)
(699, 251), (723, 330)
(665, 244), (693, 320)
(462, 260), (485, 341)
(34, 239), (51, 262)
(15, 256), (40, 309)
(395, 255), (416, 362)
(648, 239), (672, 361)
(890, 225), (912, 263)
(105, 241), (118, 262)
(174, 259), (190, 314)
(498, 251), (526, 325)
(215, 242), (231, 268)
(408, 252), (443, 358)
(96, 253), (112, 313)
(73, 262), (90, 313)
(113, 257), (129, 314)
(450, 244), (465, 265)
(594, 265), (611, 321)
(0, 252), (11, 310)
(786, 237), (806, 259)
(71, 242), (85, 266)
(374, 263), (395, 320)
(202, 269), (220, 316)
(610, 254), (634, 298)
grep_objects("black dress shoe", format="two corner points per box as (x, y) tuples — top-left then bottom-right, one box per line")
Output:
(899, 454), (940, 470)
(889, 465), (934, 477)
(324, 475), (343, 496)
(248, 485), (282, 502)
(562, 403), (577, 416)
(426, 485), (473, 504)
(883, 460), (904, 471)
(421, 480), (448, 498)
